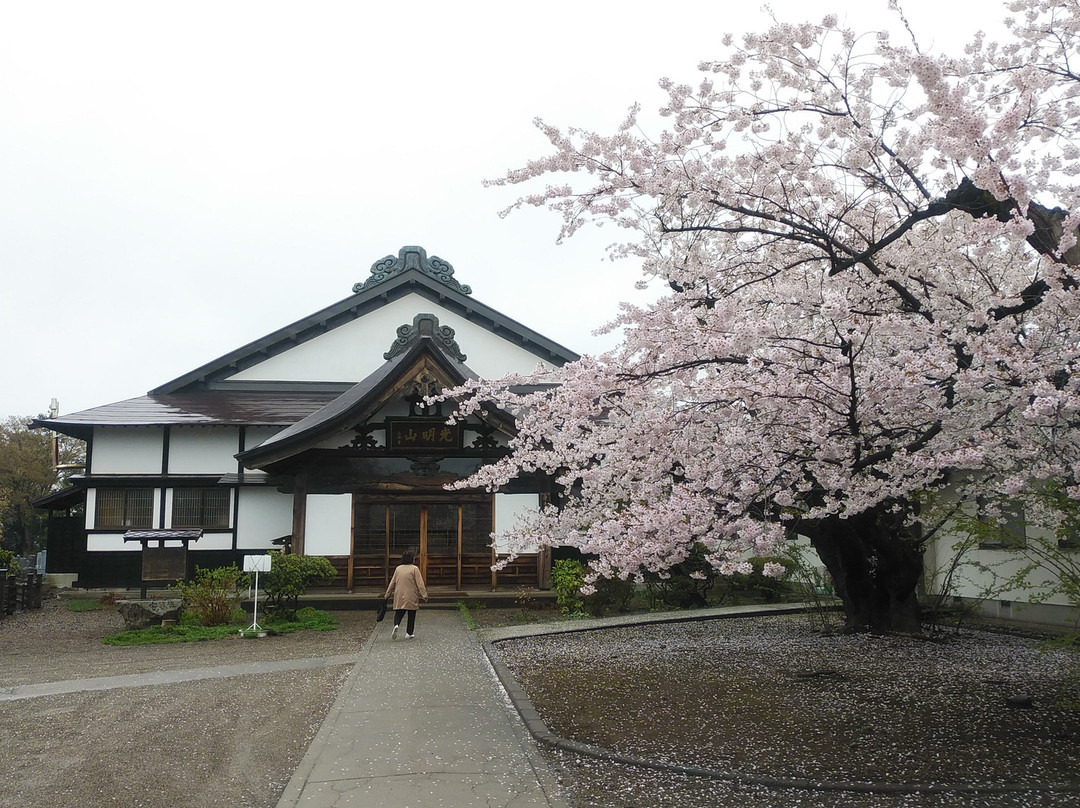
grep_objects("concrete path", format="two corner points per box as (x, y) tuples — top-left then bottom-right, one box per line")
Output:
(0, 654), (358, 702)
(275, 608), (567, 808)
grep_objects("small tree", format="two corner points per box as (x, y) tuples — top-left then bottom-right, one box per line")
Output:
(262, 551), (336, 619)
(1, 415), (85, 555)
(0, 547), (16, 578)
(173, 564), (249, 626)
(551, 559), (586, 615)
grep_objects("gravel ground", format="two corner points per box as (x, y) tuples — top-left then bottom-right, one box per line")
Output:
(0, 597), (371, 808)
(491, 613), (1080, 808)
(5, 599), (1080, 808)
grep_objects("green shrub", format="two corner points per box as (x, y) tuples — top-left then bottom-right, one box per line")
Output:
(552, 559), (586, 614)
(643, 545), (715, 608)
(173, 564), (249, 626)
(0, 548), (16, 578)
(585, 575), (637, 616)
(266, 606), (337, 633)
(263, 551), (337, 619)
(713, 555), (797, 604)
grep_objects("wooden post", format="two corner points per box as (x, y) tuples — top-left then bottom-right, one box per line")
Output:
(456, 505), (463, 591)
(537, 545), (552, 590)
(419, 506), (428, 580)
(347, 495), (355, 593)
(291, 474), (307, 557)
(383, 505), (390, 587)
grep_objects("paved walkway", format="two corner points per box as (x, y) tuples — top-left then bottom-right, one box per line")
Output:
(0, 654), (358, 702)
(275, 608), (567, 808)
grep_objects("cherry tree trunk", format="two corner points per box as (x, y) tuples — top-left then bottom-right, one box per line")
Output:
(806, 505), (924, 634)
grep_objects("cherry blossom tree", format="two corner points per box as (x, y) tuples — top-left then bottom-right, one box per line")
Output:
(452, 0), (1080, 632)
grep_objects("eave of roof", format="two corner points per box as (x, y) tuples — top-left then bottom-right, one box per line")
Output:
(237, 336), (482, 468)
(152, 247), (580, 395)
(32, 486), (86, 510)
(31, 387), (349, 440)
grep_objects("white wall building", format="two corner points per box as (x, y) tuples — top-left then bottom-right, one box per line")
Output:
(38, 247), (578, 591)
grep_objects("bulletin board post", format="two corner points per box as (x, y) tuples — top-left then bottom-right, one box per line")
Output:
(243, 554), (272, 637)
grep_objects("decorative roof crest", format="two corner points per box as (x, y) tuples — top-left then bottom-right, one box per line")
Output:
(384, 313), (467, 362)
(353, 246), (472, 295)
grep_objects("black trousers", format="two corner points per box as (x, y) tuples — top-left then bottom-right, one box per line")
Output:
(393, 609), (416, 634)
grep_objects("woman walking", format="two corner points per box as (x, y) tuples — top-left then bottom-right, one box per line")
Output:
(384, 549), (428, 639)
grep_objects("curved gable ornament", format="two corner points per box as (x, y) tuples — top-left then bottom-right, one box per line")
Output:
(353, 246), (472, 295)
(384, 313), (467, 362)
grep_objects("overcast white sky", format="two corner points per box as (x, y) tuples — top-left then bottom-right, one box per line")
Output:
(1, 0), (1003, 418)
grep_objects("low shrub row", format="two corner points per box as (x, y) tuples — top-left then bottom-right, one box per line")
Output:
(551, 548), (802, 618)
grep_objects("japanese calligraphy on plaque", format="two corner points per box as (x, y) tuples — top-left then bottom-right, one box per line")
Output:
(387, 419), (462, 452)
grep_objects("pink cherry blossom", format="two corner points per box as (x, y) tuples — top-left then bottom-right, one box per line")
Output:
(450, 0), (1080, 631)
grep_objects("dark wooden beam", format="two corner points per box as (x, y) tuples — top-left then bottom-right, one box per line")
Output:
(291, 473), (307, 557)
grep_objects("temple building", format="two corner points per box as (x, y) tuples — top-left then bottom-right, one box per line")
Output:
(36, 246), (577, 591)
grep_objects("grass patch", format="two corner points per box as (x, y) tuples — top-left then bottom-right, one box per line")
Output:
(102, 607), (338, 646)
(457, 600), (478, 630)
(264, 606), (338, 634)
(103, 623), (240, 646)
(65, 598), (105, 612)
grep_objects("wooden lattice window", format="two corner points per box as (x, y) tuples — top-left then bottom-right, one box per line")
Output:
(172, 487), (230, 529)
(461, 501), (493, 553)
(95, 488), (154, 529)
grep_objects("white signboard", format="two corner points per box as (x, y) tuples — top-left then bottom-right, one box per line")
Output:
(244, 554), (272, 572)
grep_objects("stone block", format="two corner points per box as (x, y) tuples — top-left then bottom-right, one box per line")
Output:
(115, 598), (184, 630)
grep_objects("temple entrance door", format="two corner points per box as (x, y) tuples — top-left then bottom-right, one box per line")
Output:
(385, 503), (454, 584)
(418, 503), (457, 586)
(352, 498), (495, 589)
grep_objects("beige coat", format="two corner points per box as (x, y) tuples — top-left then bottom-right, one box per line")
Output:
(384, 563), (428, 610)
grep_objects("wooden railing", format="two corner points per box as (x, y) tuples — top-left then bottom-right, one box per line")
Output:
(309, 553), (543, 591)
(0, 570), (44, 617)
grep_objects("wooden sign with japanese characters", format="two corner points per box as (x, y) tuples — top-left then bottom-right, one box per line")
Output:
(387, 419), (462, 452)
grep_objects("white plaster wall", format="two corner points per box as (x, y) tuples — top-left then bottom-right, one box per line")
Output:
(305, 494), (352, 556)
(235, 487), (294, 550)
(227, 296), (441, 382)
(448, 316), (558, 378)
(916, 479), (1073, 607)
(494, 494), (540, 554)
(189, 534), (235, 551)
(91, 428), (164, 474)
(927, 535), (1077, 607)
(85, 532), (232, 552)
(225, 294), (558, 383)
(790, 534), (828, 586)
(244, 427), (284, 453)
(168, 427), (240, 474)
(86, 534), (140, 551)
